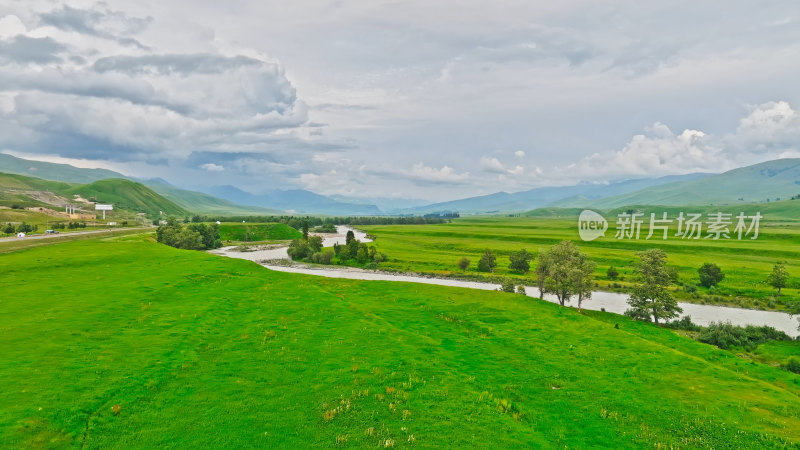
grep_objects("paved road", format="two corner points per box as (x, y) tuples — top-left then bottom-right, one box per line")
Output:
(1, 227), (152, 242)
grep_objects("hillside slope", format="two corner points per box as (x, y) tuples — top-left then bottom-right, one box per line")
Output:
(0, 153), (125, 183)
(571, 158), (800, 208)
(67, 179), (187, 217)
(142, 179), (281, 215)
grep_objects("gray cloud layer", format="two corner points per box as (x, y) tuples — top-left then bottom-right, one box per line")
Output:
(0, 1), (798, 200)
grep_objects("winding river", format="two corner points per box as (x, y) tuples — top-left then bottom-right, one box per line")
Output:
(209, 226), (799, 337)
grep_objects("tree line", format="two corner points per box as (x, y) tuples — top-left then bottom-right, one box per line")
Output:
(180, 215), (450, 228)
(456, 243), (793, 323)
(288, 229), (387, 267)
(156, 219), (222, 250)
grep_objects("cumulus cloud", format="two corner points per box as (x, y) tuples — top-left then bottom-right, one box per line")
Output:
(0, 4), (319, 167)
(565, 101), (800, 181)
(408, 163), (470, 185)
(568, 122), (724, 178)
(514, 150), (525, 158)
(734, 101), (800, 151)
(479, 156), (506, 173)
(200, 163), (224, 172)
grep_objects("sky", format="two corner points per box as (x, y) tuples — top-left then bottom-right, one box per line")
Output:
(1, 0), (799, 202)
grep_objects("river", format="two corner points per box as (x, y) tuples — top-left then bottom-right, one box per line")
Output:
(209, 226), (799, 337)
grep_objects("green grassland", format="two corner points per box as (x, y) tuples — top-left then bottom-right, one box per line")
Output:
(359, 205), (800, 311)
(1, 236), (799, 447)
(217, 222), (302, 243)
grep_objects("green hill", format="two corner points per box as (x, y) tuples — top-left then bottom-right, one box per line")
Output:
(0, 237), (799, 447)
(0, 172), (74, 208)
(68, 179), (187, 217)
(557, 158), (800, 208)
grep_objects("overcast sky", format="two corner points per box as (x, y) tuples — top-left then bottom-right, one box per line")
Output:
(1, 1), (799, 201)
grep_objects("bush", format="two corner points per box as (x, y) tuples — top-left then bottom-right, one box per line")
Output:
(607, 266), (619, 280)
(785, 357), (800, 374)
(697, 322), (791, 350)
(500, 278), (515, 293)
(698, 263), (724, 287)
(457, 257), (470, 271)
(683, 284), (698, 294)
(664, 316), (702, 331)
(157, 219), (220, 250)
(516, 285), (526, 295)
(311, 250), (333, 265)
(478, 250), (496, 273)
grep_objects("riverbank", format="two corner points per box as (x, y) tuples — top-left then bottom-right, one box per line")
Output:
(208, 226), (799, 337)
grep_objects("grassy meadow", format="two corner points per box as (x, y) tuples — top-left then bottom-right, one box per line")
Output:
(359, 210), (800, 312)
(217, 222), (302, 243)
(1, 235), (800, 447)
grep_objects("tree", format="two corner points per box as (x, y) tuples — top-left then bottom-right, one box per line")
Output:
(607, 266), (619, 280)
(626, 249), (682, 324)
(3, 223), (14, 234)
(766, 262), (789, 296)
(356, 243), (370, 263)
(345, 230), (355, 244)
(698, 263), (724, 288)
(308, 235), (323, 253)
(538, 241), (595, 311)
(287, 239), (311, 260)
(500, 278), (515, 293)
(302, 221), (309, 240)
(477, 250), (497, 272)
(535, 251), (551, 300)
(508, 249), (533, 273)
(457, 257), (470, 271)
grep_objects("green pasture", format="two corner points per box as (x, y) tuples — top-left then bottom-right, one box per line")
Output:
(217, 222), (302, 243)
(1, 236), (799, 447)
(359, 212), (800, 311)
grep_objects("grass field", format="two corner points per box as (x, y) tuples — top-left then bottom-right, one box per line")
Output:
(1, 236), (800, 447)
(217, 222), (302, 243)
(359, 212), (800, 312)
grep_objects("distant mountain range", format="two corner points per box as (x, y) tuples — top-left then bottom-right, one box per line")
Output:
(203, 185), (382, 216)
(547, 158), (800, 209)
(400, 173), (711, 215)
(3, 153), (799, 216)
(0, 153), (377, 215)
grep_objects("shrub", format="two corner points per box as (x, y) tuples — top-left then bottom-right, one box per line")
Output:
(785, 357), (800, 374)
(698, 263), (724, 287)
(607, 266), (619, 280)
(457, 257), (470, 271)
(664, 316), (702, 331)
(311, 250), (334, 265)
(697, 322), (791, 350)
(478, 250), (496, 272)
(516, 285), (526, 295)
(500, 279), (515, 293)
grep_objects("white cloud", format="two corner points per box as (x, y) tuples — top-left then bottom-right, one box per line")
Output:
(734, 101), (800, 152)
(479, 156), (506, 173)
(409, 163), (470, 184)
(200, 163), (224, 171)
(568, 122), (725, 178)
(514, 150), (525, 158)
